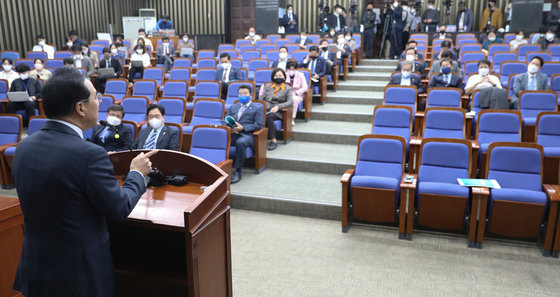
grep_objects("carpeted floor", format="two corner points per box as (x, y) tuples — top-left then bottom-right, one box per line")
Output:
(230, 209), (560, 297)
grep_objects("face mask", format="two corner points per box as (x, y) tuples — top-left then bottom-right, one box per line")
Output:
(279, 52), (288, 59)
(488, 3), (493, 9)
(273, 77), (285, 84)
(3, 65), (12, 72)
(66, 42), (73, 47)
(488, 37), (496, 42)
(516, 35), (523, 41)
(35, 63), (44, 70)
(183, 38), (189, 42)
(163, 43), (169, 47)
(478, 68), (490, 76)
(139, 35), (146, 39)
(367, 9), (373, 13)
(20, 73), (29, 80)
(402, 71), (411, 78)
(74, 54), (82, 59)
(111, 49), (118, 54)
(440, 30), (446, 34)
(288, 10), (293, 14)
(287, 70), (296, 76)
(107, 115), (122, 126)
(428, 5), (435, 9)
(345, 36), (351, 41)
(249, 32), (255, 37)
(546, 33), (555, 41)
(393, 2), (398, 8)
(441, 67), (451, 74)
(321, 46), (328, 51)
(528, 64), (539, 74)
(406, 55), (415, 62)
(337, 8), (342, 14)
(38, 41), (45, 46)
(338, 38), (345, 44)
(83, 49), (88, 54)
(136, 49), (143, 54)
(410, 9), (416, 14)
(221, 63), (230, 69)
(239, 95), (251, 105)
(149, 118), (163, 130)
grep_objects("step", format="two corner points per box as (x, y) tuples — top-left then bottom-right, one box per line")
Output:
(347, 72), (393, 81)
(354, 65), (396, 73)
(311, 103), (374, 123)
(336, 81), (387, 92)
(360, 59), (399, 67)
(327, 90), (384, 105)
(292, 120), (371, 144)
(267, 141), (356, 174)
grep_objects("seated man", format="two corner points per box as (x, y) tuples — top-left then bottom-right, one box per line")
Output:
(399, 40), (425, 61)
(539, 28), (560, 50)
(464, 59), (502, 95)
(334, 33), (351, 67)
(71, 44), (94, 78)
(428, 50), (462, 78)
(481, 29), (503, 56)
(388, 61), (424, 93)
(96, 47), (123, 92)
(133, 28), (154, 49)
(318, 39), (336, 75)
(511, 56), (549, 109)
(89, 104), (132, 152)
(298, 46), (327, 93)
(157, 36), (175, 73)
(295, 30), (312, 49)
(424, 58), (464, 110)
(63, 57), (74, 67)
(6, 63), (42, 120)
(132, 104), (179, 150)
(396, 48), (425, 78)
(244, 27), (261, 44)
(432, 40), (457, 61)
(271, 46), (289, 70)
(32, 34), (55, 59)
(225, 84), (264, 183)
(216, 53), (243, 99)
(432, 25), (453, 41)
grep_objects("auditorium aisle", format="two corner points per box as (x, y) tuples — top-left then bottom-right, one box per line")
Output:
(231, 59), (397, 219)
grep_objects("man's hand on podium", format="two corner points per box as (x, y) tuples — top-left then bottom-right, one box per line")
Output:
(130, 150), (159, 176)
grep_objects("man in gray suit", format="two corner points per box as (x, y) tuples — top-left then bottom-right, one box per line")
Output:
(157, 36), (175, 73)
(71, 44), (94, 78)
(511, 57), (549, 109)
(428, 50), (462, 78)
(225, 84), (264, 183)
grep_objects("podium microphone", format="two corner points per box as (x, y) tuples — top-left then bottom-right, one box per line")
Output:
(99, 120), (133, 152)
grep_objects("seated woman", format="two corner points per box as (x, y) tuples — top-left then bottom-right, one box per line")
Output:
(6, 63), (42, 121)
(30, 58), (52, 82)
(509, 30), (528, 51)
(177, 32), (196, 58)
(128, 44), (151, 84)
(285, 61), (308, 126)
(258, 68), (293, 150)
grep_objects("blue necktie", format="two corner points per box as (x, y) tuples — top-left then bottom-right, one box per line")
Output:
(144, 129), (158, 149)
(529, 75), (536, 90)
(310, 59), (316, 75)
(99, 127), (110, 143)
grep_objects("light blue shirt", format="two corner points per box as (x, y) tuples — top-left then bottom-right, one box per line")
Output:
(50, 119), (84, 139)
(143, 125), (163, 148)
(401, 76), (411, 86)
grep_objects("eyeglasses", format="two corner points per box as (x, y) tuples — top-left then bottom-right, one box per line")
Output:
(94, 92), (103, 103)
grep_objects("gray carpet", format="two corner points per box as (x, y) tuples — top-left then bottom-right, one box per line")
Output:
(231, 209), (560, 297)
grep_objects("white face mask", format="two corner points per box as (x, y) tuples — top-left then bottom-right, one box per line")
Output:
(20, 73), (29, 80)
(300, 35), (306, 40)
(136, 49), (143, 54)
(406, 55), (415, 62)
(488, 36), (496, 42)
(221, 63), (230, 69)
(38, 41), (46, 46)
(83, 49), (88, 54)
(428, 5), (435, 9)
(516, 35), (523, 41)
(149, 118), (163, 130)
(111, 49), (118, 54)
(402, 71), (411, 78)
(34, 64), (43, 70)
(288, 10), (293, 14)
(528, 64), (539, 74)
(249, 32), (255, 37)
(393, 2), (398, 8)
(66, 42), (73, 47)
(183, 38), (189, 42)
(279, 52), (288, 59)
(107, 115), (122, 126)
(138, 35), (146, 39)
(337, 8), (342, 14)
(410, 9), (416, 14)
(478, 68), (490, 76)
(546, 33), (555, 41)
(74, 54), (82, 59)
(338, 38), (345, 44)
(345, 36), (351, 41)
(3, 65), (12, 72)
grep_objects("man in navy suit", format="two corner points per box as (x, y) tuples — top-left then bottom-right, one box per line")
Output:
(385, 1), (405, 59)
(295, 30), (312, 49)
(396, 48), (426, 78)
(89, 104), (133, 152)
(132, 104), (179, 150)
(12, 67), (156, 297)
(216, 52), (243, 99)
(456, 2), (474, 32)
(225, 84), (264, 183)
(318, 39), (336, 75)
(282, 4), (298, 34)
(299, 46), (327, 92)
(389, 61), (424, 93)
(399, 40), (425, 61)
(271, 46), (290, 70)
(425, 58), (464, 110)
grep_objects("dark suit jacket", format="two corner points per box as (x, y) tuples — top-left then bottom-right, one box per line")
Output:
(432, 50), (458, 61)
(396, 61), (426, 79)
(99, 57), (123, 78)
(132, 124), (179, 150)
(456, 9), (474, 31)
(389, 73), (425, 93)
(327, 13), (346, 30)
(226, 101), (265, 137)
(319, 49), (336, 64)
(215, 67), (243, 82)
(12, 120), (146, 297)
(422, 9), (440, 32)
(429, 73), (464, 90)
(392, 6), (405, 30)
(282, 13), (299, 33)
(89, 124), (132, 152)
(399, 52), (425, 61)
(299, 57), (327, 78)
(9, 78), (42, 98)
(271, 59), (289, 69)
(295, 38), (312, 46)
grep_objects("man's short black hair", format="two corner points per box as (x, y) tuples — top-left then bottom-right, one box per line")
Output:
(287, 4), (293, 9)
(220, 53), (231, 60)
(407, 40), (418, 45)
(68, 30), (78, 36)
(441, 40), (452, 49)
(428, 0), (435, 4)
(147, 104), (165, 116)
(309, 45), (319, 53)
(320, 39), (329, 45)
(530, 56), (545, 67)
(2, 58), (13, 65)
(279, 46), (288, 52)
(441, 50), (453, 59)
(71, 44), (82, 52)
(138, 28), (146, 33)
(107, 104), (125, 117)
(15, 63), (30, 73)
(459, 1), (466, 6)
(63, 57), (74, 65)
(440, 58), (452, 66)
(238, 84), (253, 94)
(102, 47), (111, 54)
(42, 67), (90, 119)
(162, 36), (170, 41)
(477, 59), (491, 67)
(162, 14), (170, 19)
(405, 47), (417, 54)
(36, 34), (45, 40)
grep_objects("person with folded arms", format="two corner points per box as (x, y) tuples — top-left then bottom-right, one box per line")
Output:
(30, 58), (52, 82)
(389, 60), (424, 93)
(464, 59), (502, 95)
(6, 63), (42, 120)
(285, 61), (308, 126)
(258, 68), (293, 151)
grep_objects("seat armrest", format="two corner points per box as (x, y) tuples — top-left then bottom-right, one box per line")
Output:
(544, 184), (560, 202)
(340, 169), (355, 184)
(471, 187), (490, 197)
(400, 173), (417, 190)
(470, 139), (480, 150)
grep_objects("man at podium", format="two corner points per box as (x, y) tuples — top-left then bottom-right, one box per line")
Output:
(11, 67), (157, 297)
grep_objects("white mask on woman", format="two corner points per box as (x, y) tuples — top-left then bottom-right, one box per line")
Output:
(34, 63), (44, 71)
(515, 35), (523, 41)
(111, 49), (118, 54)
(3, 65), (12, 72)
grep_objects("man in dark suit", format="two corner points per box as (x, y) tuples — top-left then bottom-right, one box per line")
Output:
(226, 84), (264, 183)
(299, 46), (327, 92)
(157, 36), (175, 73)
(396, 48), (426, 78)
(271, 46), (290, 70)
(385, 1), (405, 59)
(319, 39), (336, 75)
(295, 30), (312, 49)
(456, 1), (474, 32)
(96, 47), (123, 92)
(422, 0), (440, 32)
(216, 52), (243, 99)
(432, 40), (458, 61)
(329, 5), (346, 32)
(11, 67), (155, 297)
(282, 4), (299, 34)
(6, 63), (42, 120)
(511, 57), (549, 109)
(132, 104), (179, 150)
(425, 58), (464, 110)
(399, 40), (425, 61)
(89, 104), (133, 152)
(389, 60), (424, 93)
(432, 25), (453, 41)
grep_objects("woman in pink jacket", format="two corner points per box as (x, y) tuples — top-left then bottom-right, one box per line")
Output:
(285, 60), (308, 125)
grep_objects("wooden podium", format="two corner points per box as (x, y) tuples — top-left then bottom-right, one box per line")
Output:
(108, 150), (232, 297)
(0, 196), (23, 297)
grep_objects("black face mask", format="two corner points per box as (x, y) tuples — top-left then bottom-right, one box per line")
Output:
(367, 9), (373, 13)
(273, 78), (285, 84)
(322, 47), (328, 51)
(440, 31), (446, 34)
(488, 3), (493, 9)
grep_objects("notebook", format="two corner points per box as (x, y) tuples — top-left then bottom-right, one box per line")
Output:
(131, 60), (144, 68)
(98, 68), (115, 79)
(7, 92), (30, 102)
(180, 48), (194, 56)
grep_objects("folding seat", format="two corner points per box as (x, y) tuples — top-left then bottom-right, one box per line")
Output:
(181, 99), (225, 150)
(230, 58), (243, 69)
(456, 33), (476, 41)
(291, 50), (308, 63)
(225, 81), (256, 111)
(459, 44), (482, 57)
(0, 51), (21, 61)
(143, 67), (164, 86)
(242, 50), (261, 68)
(0, 79), (8, 104)
(0, 115), (36, 188)
(526, 52), (553, 63)
(254, 68), (273, 88)
(540, 62), (560, 85)
(98, 95), (115, 121)
(476, 142), (559, 253)
(503, 33), (516, 44)
(383, 85), (417, 113)
(189, 68), (217, 92)
(307, 34), (321, 44)
(220, 49), (238, 59)
(91, 40), (109, 47)
(132, 79), (157, 102)
(121, 96), (149, 123)
(77, 68), (87, 77)
(104, 79), (128, 101)
(492, 52), (517, 73)
(266, 50), (280, 62)
(462, 61), (479, 81)
(519, 91), (558, 142)
(121, 120), (137, 142)
(158, 97), (185, 124)
(552, 74), (560, 99)
(285, 35), (299, 44)
(196, 58), (217, 69)
(54, 51), (72, 59)
(255, 40), (270, 49)
(410, 33), (428, 40)
(461, 52), (485, 64)
(44, 59), (64, 69)
(238, 44), (256, 55)
(536, 112), (560, 185)
(371, 105), (413, 155)
(456, 39), (477, 50)
(260, 44), (278, 58)
(161, 81), (188, 100)
(275, 39), (290, 48)
(218, 44), (234, 53)
(425, 87), (462, 109)
(284, 44), (299, 54)
(296, 69), (313, 121)
(185, 81), (222, 115)
(27, 52), (47, 60)
(89, 45), (104, 58)
(167, 67), (191, 82)
(487, 45), (510, 61)
(235, 39), (251, 49)
(248, 59), (269, 80)
(517, 44), (541, 61)
(340, 135), (407, 232)
(432, 39), (452, 48)
(173, 58), (192, 68)
(197, 50), (216, 60)
(422, 107), (465, 139)
(549, 44), (560, 62)
(499, 62), (527, 87)
(0, 114), (22, 146)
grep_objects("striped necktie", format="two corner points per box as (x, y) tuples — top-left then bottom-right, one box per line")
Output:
(144, 129), (158, 149)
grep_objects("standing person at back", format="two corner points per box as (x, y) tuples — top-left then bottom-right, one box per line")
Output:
(481, 0), (502, 31)
(283, 4), (298, 34)
(11, 66), (156, 297)
(422, 0), (440, 32)
(456, 2), (473, 32)
(362, 3), (378, 59)
(511, 57), (549, 109)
